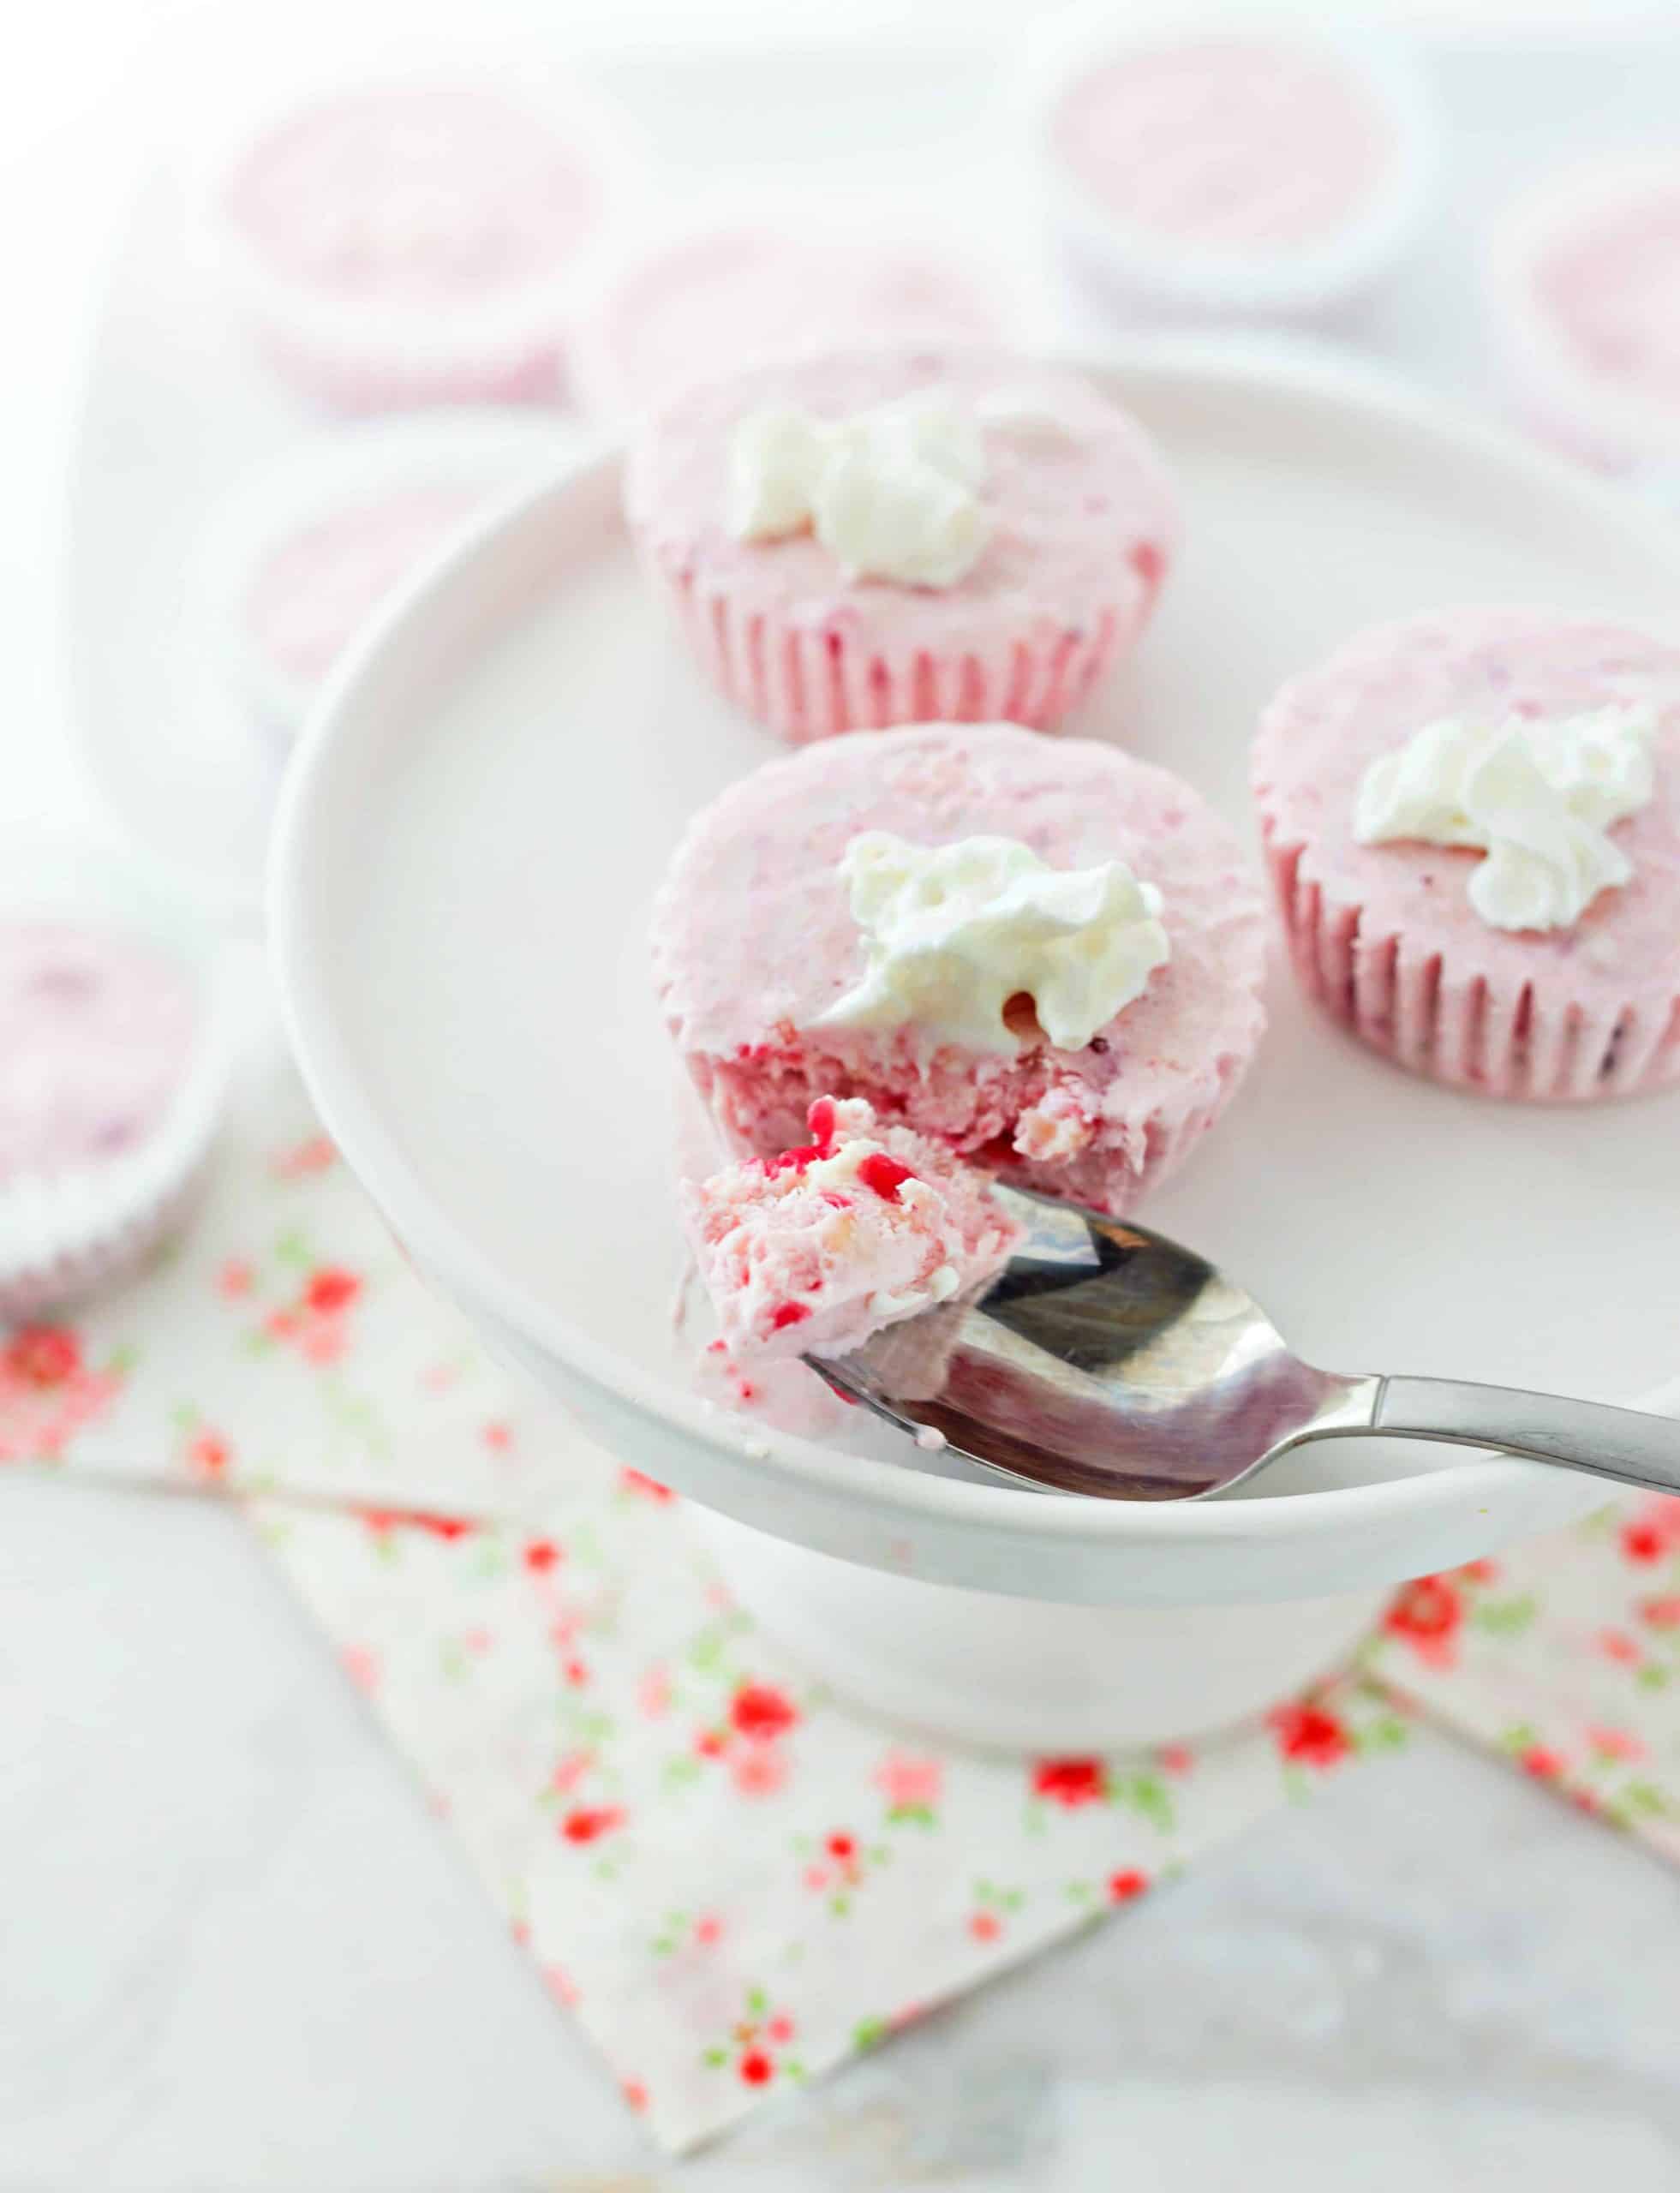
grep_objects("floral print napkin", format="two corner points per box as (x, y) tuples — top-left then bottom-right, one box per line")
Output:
(2, 1061), (1676, 2151)
(1364, 1508), (1680, 1858)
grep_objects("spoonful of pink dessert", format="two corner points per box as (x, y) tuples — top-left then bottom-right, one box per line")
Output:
(681, 1096), (1020, 1363)
(686, 1101), (1680, 1503)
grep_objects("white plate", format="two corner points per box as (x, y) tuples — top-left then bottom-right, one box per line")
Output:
(273, 340), (1680, 1610)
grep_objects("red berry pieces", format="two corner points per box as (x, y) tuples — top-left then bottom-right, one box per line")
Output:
(762, 1142), (824, 1178)
(770, 1302), (811, 1332)
(805, 1096), (838, 1151)
(857, 1152), (914, 1201)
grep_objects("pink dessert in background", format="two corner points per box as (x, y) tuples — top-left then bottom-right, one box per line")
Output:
(224, 87), (602, 302)
(203, 414), (567, 745)
(625, 346), (1178, 743)
(682, 1095), (1019, 1362)
(1491, 158), (1680, 474)
(652, 721), (1268, 1216)
(1051, 35), (1390, 251)
(212, 80), (631, 408)
(0, 922), (199, 1181)
(570, 224), (1002, 415)
(244, 482), (486, 696)
(1032, 26), (1431, 324)
(1253, 608), (1680, 1101)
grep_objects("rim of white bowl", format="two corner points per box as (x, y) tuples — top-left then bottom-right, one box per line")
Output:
(270, 335), (1680, 1551)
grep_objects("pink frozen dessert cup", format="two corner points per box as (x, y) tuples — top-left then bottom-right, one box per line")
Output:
(0, 911), (225, 1318)
(195, 412), (569, 749)
(1253, 607), (1680, 1101)
(652, 720), (1267, 1217)
(203, 75), (643, 412)
(1026, 18), (1435, 325)
(567, 218), (1005, 416)
(624, 345), (1179, 744)
(1488, 152), (1680, 480)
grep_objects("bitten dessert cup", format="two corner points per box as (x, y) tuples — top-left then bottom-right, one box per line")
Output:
(652, 720), (1267, 1216)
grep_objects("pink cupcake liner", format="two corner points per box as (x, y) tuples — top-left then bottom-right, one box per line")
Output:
(1262, 823), (1680, 1102)
(2, 1171), (211, 1326)
(659, 570), (1139, 744)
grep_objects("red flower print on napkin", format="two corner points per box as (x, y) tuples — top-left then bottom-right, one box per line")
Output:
(1620, 1497), (1680, 1565)
(1031, 1757), (1109, 1808)
(0, 1324), (126, 1463)
(561, 1805), (626, 1845)
(1384, 1575), (1462, 1666)
(5, 1326), (81, 1387)
(702, 1990), (804, 2088)
(262, 1264), (364, 1366)
(874, 1750), (942, 1823)
(1268, 1701), (1351, 1769)
(731, 1682), (797, 1742)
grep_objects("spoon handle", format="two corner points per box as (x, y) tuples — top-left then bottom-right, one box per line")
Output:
(1372, 1376), (1680, 1497)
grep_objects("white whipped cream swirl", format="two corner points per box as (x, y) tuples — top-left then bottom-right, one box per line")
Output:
(1354, 704), (1657, 931)
(816, 832), (1169, 1054)
(728, 397), (991, 588)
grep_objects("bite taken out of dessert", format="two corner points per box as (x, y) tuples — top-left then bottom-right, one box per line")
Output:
(680, 1095), (1021, 1364)
(653, 720), (1268, 1246)
(624, 346), (1179, 744)
(1253, 607), (1680, 1101)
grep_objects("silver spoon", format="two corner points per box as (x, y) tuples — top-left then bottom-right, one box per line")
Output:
(809, 1187), (1680, 1502)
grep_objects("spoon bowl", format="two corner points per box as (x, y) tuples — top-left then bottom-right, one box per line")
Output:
(814, 1189), (1680, 1503)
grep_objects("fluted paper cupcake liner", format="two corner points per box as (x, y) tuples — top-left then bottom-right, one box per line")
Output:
(655, 571), (1139, 744)
(1263, 823), (1680, 1102)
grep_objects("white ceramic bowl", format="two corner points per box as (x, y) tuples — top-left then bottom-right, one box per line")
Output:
(271, 340), (1680, 1743)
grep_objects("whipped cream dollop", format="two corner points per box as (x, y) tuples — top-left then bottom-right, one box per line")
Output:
(816, 831), (1170, 1054)
(1354, 704), (1657, 931)
(728, 397), (991, 587)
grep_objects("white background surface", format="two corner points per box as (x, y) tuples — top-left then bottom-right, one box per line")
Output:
(6, 3), (1680, 2186)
